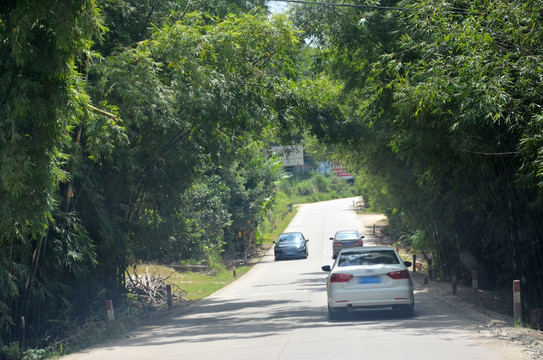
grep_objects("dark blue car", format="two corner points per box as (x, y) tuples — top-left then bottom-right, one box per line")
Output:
(274, 232), (309, 260)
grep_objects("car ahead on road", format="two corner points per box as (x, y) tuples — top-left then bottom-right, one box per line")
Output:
(274, 232), (309, 260)
(330, 230), (364, 259)
(321, 246), (414, 320)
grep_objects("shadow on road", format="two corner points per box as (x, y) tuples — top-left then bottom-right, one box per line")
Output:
(114, 273), (484, 350)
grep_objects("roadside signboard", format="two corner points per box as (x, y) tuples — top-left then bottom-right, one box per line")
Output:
(332, 163), (353, 179)
(271, 145), (304, 167)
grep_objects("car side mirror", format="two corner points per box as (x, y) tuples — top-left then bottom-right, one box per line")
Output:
(329, 237), (334, 240)
(361, 236), (365, 239)
(321, 265), (331, 272)
(404, 261), (412, 268)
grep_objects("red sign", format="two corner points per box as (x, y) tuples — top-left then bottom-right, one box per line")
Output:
(332, 163), (353, 179)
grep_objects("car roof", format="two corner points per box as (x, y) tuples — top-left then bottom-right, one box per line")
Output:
(335, 230), (359, 234)
(280, 232), (304, 236)
(338, 246), (396, 253)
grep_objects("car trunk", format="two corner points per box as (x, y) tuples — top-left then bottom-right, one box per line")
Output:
(339, 264), (404, 290)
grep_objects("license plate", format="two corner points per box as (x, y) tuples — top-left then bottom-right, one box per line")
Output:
(359, 276), (382, 284)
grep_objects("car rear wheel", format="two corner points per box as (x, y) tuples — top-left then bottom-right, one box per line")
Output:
(328, 306), (343, 320)
(394, 303), (414, 317)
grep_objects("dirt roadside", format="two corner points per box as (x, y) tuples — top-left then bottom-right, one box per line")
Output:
(359, 212), (543, 359)
(412, 271), (543, 359)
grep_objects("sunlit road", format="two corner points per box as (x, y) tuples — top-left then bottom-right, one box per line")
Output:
(64, 197), (524, 360)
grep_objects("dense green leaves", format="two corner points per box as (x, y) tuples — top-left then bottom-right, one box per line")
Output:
(0, 0), (102, 346)
(86, 9), (301, 266)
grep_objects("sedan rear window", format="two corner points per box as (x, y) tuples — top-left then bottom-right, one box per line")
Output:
(338, 250), (400, 267)
(278, 234), (303, 243)
(336, 232), (358, 239)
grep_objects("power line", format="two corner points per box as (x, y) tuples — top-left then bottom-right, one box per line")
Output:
(270, 0), (406, 11)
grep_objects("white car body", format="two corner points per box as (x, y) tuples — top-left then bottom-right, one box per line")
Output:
(322, 246), (414, 319)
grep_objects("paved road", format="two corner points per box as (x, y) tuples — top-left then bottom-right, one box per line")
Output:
(63, 197), (526, 360)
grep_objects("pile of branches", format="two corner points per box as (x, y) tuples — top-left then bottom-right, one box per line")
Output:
(126, 267), (185, 308)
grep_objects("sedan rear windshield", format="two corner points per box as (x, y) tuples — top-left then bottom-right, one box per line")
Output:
(338, 250), (400, 267)
(277, 234), (304, 243)
(336, 232), (358, 239)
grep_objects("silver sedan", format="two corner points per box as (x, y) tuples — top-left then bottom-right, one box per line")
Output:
(321, 246), (414, 320)
(330, 230), (364, 259)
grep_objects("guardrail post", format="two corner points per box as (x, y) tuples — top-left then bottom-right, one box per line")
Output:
(232, 261), (237, 277)
(513, 280), (521, 323)
(428, 259), (433, 279)
(412, 254), (417, 273)
(105, 300), (115, 322)
(166, 284), (173, 311)
(452, 267), (457, 295)
(21, 316), (26, 350)
(471, 271), (479, 305)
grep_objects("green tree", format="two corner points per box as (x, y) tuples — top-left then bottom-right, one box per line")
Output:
(85, 9), (301, 267)
(96, 0), (269, 56)
(0, 0), (103, 346)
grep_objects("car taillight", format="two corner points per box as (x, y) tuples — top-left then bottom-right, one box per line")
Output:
(387, 270), (410, 280)
(333, 241), (342, 246)
(355, 240), (363, 245)
(330, 273), (353, 283)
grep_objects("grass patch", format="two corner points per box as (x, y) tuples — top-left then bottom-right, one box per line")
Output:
(131, 264), (254, 301)
(178, 267), (253, 300)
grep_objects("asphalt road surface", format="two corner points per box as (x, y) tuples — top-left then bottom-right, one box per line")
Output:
(63, 197), (529, 360)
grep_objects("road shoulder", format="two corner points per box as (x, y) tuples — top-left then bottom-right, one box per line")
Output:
(358, 211), (543, 359)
